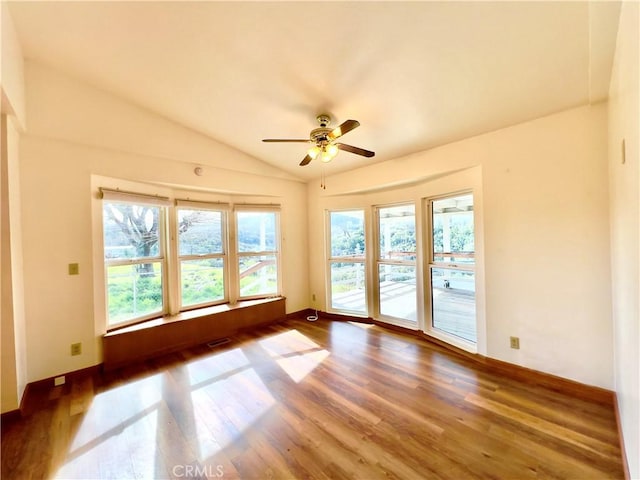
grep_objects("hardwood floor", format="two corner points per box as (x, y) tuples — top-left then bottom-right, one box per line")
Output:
(2, 317), (624, 479)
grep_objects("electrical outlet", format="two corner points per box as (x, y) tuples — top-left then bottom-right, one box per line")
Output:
(68, 263), (79, 275)
(312, 293), (316, 301)
(71, 342), (82, 356)
(510, 336), (520, 349)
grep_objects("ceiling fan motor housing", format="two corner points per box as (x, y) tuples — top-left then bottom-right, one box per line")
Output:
(310, 127), (332, 144)
(316, 114), (331, 127)
(311, 115), (332, 144)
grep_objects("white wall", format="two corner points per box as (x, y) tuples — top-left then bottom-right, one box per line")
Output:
(1, 115), (28, 413)
(0, 2), (25, 127)
(608, 2), (639, 477)
(19, 62), (309, 382)
(309, 104), (612, 389)
(1, 3), (28, 414)
(1, 116), (17, 412)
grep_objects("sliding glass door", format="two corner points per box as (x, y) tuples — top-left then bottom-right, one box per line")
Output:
(428, 193), (476, 344)
(327, 210), (367, 315)
(375, 204), (417, 326)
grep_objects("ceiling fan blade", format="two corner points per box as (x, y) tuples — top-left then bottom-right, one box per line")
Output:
(328, 120), (360, 141)
(299, 154), (313, 166)
(336, 143), (375, 158)
(262, 139), (310, 143)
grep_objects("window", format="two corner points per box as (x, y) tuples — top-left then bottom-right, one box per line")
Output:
(101, 189), (281, 328)
(103, 198), (167, 325)
(376, 204), (417, 324)
(236, 209), (280, 299)
(177, 206), (227, 308)
(428, 193), (476, 343)
(328, 209), (367, 315)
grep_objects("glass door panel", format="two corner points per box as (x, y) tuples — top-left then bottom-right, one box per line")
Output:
(430, 267), (476, 342)
(428, 193), (476, 344)
(328, 210), (367, 315)
(376, 204), (417, 324)
(330, 262), (367, 313)
(379, 264), (417, 320)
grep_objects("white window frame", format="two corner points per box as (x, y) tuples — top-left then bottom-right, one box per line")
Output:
(99, 187), (283, 330)
(233, 205), (282, 301)
(373, 202), (418, 328)
(425, 191), (477, 352)
(175, 200), (230, 310)
(326, 208), (368, 317)
(101, 189), (171, 328)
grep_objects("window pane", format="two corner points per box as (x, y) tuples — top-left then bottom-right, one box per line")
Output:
(432, 194), (474, 264)
(379, 265), (416, 321)
(431, 267), (476, 343)
(103, 203), (161, 259)
(178, 209), (223, 255)
(379, 204), (415, 261)
(330, 262), (366, 314)
(181, 258), (225, 307)
(239, 255), (277, 296)
(330, 210), (365, 258)
(237, 212), (277, 253)
(107, 262), (163, 325)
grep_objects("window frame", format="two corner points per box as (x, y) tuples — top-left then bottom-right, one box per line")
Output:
(326, 208), (368, 316)
(374, 202), (418, 327)
(176, 202), (230, 311)
(234, 206), (282, 301)
(99, 187), (283, 331)
(426, 191), (477, 349)
(102, 196), (169, 329)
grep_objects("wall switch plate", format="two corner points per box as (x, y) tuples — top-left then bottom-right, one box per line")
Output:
(71, 342), (82, 356)
(510, 336), (520, 349)
(54, 376), (65, 386)
(68, 263), (79, 275)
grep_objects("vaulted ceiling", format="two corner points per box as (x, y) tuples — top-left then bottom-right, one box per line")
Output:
(8, 1), (621, 181)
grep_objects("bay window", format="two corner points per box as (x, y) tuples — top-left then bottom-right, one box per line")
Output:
(100, 189), (281, 329)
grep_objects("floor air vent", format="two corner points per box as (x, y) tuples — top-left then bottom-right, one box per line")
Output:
(207, 338), (230, 348)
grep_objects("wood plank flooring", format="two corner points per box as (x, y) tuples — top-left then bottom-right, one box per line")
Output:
(1, 318), (624, 479)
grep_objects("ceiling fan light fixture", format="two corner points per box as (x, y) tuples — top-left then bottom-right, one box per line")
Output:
(307, 145), (321, 159)
(326, 143), (339, 157)
(320, 143), (338, 163)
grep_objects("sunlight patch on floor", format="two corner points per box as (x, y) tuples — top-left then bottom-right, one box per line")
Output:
(191, 366), (275, 459)
(276, 349), (330, 383)
(186, 348), (250, 387)
(259, 329), (330, 383)
(55, 374), (163, 479)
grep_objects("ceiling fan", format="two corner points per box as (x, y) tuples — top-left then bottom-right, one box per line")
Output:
(262, 114), (375, 166)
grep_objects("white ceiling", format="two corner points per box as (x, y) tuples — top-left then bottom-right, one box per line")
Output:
(7, 1), (621, 181)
